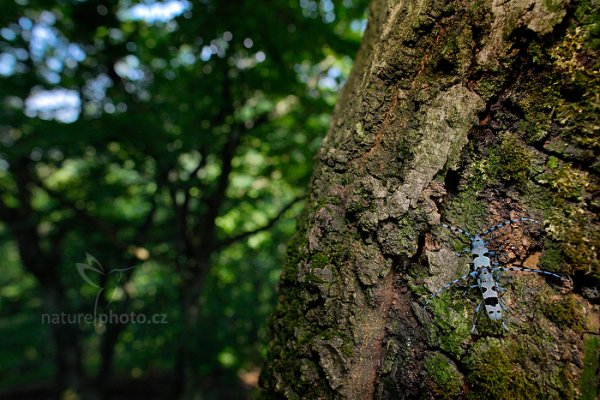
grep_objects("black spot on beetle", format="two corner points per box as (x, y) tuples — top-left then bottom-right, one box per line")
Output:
(485, 297), (499, 306)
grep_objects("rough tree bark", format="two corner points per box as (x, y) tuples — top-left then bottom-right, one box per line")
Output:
(261, 0), (599, 399)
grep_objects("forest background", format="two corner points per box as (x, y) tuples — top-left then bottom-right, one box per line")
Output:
(0, 0), (368, 398)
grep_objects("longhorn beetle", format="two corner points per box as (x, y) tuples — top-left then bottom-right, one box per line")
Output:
(427, 218), (563, 333)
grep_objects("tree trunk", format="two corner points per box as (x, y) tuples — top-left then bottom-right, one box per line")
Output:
(12, 230), (85, 397)
(175, 257), (212, 399)
(8, 157), (85, 397)
(261, 0), (599, 399)
(44, 285), (84, 397)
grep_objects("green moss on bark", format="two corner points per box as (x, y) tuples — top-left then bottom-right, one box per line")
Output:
(464, 336), (576, 400)
(543, 294), (584, 332)
(427, 294), (472, 358)
(425, 353), (464, 398)
(464, 339), (515, 399)
(580, 335), (600, 400)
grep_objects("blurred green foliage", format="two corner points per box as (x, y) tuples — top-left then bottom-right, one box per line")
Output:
(0, 0), (367, 398)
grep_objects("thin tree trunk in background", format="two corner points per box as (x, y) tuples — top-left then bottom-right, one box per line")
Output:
(175, 257), (212, 399)
(261, 0), (599, 399)
(96, 324), (119, 396)
(45, 285), (84, 397)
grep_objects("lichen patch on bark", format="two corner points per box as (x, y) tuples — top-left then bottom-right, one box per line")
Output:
(390, 84), (484, 213)
(424, 248), (470, 293)
(477, 0), (571, 66)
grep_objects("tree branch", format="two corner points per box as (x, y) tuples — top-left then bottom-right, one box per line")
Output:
(43, 184), (130, 250)
(196, 113), (271, 244)
(32, 171), (160, 254)
(215, 195), (304, 250)
(181, 145), (209, 217)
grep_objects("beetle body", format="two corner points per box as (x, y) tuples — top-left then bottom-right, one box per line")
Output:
(427, 218), (562, 333)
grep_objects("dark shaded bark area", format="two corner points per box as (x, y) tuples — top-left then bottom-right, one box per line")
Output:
(261, 0), (599, 399)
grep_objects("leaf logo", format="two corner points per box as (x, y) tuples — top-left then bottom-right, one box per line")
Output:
(76, 253), (135, 315)
(76, 253), (104, 288)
